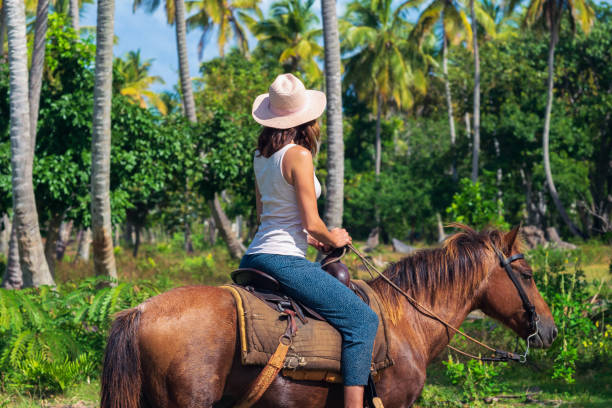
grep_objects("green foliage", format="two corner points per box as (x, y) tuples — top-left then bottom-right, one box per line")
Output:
(0, 279), (160, 396)
(443, 354), (507, 404)
(528, 247), (611, 384)
(446, 177), (508, 230)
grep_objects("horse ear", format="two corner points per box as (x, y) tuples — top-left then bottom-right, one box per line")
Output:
(504, 225), (521, 253)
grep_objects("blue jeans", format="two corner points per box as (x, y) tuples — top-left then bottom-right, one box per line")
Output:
(240, 253), (379, 386)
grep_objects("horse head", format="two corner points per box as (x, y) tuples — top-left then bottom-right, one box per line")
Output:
(477, 225), (557, 348)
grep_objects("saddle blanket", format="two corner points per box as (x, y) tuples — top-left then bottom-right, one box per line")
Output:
(222, 280), (394, 383)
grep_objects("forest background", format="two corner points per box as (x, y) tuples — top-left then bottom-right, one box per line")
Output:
(0, 0), (610, 406)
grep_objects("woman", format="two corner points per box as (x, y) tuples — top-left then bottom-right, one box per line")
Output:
(240, 73), (379, 408)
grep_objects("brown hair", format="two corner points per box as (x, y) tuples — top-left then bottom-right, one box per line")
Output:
(256, 120), (320, 158)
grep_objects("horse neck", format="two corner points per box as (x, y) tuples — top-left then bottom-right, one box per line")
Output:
(381, 259), (492, 366)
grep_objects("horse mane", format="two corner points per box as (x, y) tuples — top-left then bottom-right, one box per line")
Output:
(369, 224), (514, 324)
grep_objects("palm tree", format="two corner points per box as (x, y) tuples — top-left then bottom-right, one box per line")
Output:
(50, 0), (91, 30)
(343, 0), (427, 176)
(470, 0), (480, 182)
(5, 0), (54, 287)
(116, 50), (167, 114)
(68, 0), (78, 29)
(185, 0), (260, 59)
(134, 0), (246, 259)
(515, 0), (594, 238)
(1, 1), (6, 56)
(321, 0), (344, 229)
(248, 0), (323, 85)
(412, 0), (471, 181)
(91, 0), (118, 280)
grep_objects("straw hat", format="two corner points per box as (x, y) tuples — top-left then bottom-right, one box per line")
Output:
(252, 73), (326, 129)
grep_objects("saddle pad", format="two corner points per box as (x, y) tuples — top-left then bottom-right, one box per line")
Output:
(222, 280), (394, 378)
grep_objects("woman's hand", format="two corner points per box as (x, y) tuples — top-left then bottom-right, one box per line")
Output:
(329, 228), (352, 248)
(307, 235), (333, 252)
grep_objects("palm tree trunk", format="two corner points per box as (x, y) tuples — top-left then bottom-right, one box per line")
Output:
(1, 220), (22, 289)
(321, 0), (344, 229)
(69, 0), (79, 31)
(43, 212), (62, 277)
(5, 0), (54, 287)
(29, 0), (49, 152)
(56, 219), (73, 260)
(209, 194), (246, 258)
(470, 0), (480, 183)
(91, 0), (117, 280)
(75, 228), (91, 261)
(0, 213), (9, 257)
(0, 2), (6, 56)
(542, 20), (584, 239)
(174, 0), (244, 259)
(442, 17), (457, 182)
(375, 92), (382, 177)
(175, 0), (197, 123)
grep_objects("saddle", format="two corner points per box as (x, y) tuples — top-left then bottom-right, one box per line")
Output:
(230, 248), (370, 324)
(227, 248), (387, 408)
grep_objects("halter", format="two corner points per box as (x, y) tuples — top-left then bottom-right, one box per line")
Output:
(348, 244), (540, 364)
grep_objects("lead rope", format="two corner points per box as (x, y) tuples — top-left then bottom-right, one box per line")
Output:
(347, 244), (531, 363)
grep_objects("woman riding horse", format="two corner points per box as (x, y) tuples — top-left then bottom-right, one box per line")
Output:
(241, 73), (379, 408)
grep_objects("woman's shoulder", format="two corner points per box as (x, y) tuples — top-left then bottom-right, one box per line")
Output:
(284, 144), (312, 160)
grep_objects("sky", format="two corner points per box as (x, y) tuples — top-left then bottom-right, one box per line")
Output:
(80, 0), (293, 93)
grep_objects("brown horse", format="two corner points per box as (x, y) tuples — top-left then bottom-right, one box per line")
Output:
(100, 226), (557, 408)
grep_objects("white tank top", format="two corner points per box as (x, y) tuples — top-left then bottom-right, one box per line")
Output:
(246, 143), (321, 258)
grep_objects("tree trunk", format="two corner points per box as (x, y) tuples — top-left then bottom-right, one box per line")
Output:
(174, 0), (197, 124)
(375, 93), (382, 177)
(69, 0), (79, 31)
(56, 219), (73, 260)
(542, 20), (584, 239)
(0, 2), (6, 56)
(91, 0), (117, 280)
(210, 194), (246, 259)
(494, 137), (503, 217)
(29, 0), (49, 151)
(436, 212), (446, 243)
(470, 0), (480, 183)
(6, 0), (54, 287)
(321, 0), (344, 229)
(1, 220), (22, 289)
(132, 223), (140, 257)
(0, 213), (9, 258)
(174, 0), (244, 257)
(44, 213), (62, 277)
(442, 17), (457, 182)
(206, 217), (217, 246)
(75, 228), (91, 261)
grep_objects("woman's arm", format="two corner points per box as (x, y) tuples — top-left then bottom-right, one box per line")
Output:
(284, 146), (351, 248)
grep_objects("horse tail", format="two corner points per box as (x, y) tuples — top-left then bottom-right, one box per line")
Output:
(101, 307), (143, 408)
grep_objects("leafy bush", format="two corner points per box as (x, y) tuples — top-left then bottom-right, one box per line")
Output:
(0, 278), (159, 396)
(527, 247), (611, 384)
(446, 177), (508, 230)
(443, 354), (507, 404)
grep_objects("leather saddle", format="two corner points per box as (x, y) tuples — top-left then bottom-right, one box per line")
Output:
(231, 248), (369, 324)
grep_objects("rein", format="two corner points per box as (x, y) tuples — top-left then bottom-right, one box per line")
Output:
(346, 244), (539, 363)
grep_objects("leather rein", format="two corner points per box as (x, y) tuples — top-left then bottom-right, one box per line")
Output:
(346, 244), (540, 363)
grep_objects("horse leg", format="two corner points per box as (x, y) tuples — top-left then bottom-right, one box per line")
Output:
(138, 286), (238, 408)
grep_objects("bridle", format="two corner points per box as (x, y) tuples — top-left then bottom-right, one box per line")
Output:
(492, 248), (540, 362)
(347, 243), (540, 363)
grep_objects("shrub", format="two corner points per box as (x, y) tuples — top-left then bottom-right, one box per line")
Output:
(446, 177), (508, 230)
(443, 354), (507, 404)
(0, 278), (159, 396)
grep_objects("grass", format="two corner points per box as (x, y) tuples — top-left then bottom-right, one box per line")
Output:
(1, 238), (610, 407)
(417, 359), (612, 407)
